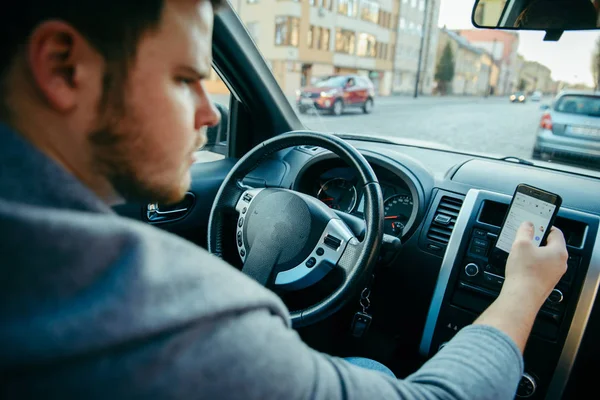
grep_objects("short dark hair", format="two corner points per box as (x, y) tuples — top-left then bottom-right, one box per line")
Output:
(515, 0), (597, 29)
(0, 0), (224, 120)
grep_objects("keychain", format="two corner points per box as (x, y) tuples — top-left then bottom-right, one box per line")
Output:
(350, 286), (373, 338)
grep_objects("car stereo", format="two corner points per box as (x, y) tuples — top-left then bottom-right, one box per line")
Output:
(420, 189), (599, 399)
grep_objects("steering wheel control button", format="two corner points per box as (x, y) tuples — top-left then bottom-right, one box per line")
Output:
(464, 263), (480, 277)
(237, 232), (243, 247)
(274, 219), (354, 291)
(238, 217), (244, 227)
(516, 373), (536, 398)
(324, 234), (342, 250)
(242, 193), (253, 202)
(548, 288), (564, 304)
(316, 247), (325, 256)
(242, 207), (247, 214)
(240, 249), (245, 257)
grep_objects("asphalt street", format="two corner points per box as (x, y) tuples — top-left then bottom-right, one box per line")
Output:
(296, 95), (547, 161)
(205, 94), (549, 162)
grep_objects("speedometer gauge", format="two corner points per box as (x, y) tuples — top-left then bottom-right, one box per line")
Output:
(383, 194), (413, 236)
(317, 178), (357, 213)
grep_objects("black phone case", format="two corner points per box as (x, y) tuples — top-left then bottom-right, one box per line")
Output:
(490, 183), (562, 266)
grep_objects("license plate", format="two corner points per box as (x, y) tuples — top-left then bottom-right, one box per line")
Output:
(300, 98), (314, 105)
(569, 126), (600, 138)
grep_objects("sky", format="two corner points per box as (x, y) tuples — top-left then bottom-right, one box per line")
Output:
(437, 0), (600, 85)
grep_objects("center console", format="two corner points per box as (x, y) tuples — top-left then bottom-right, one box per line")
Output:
(420, 189), (600, 399)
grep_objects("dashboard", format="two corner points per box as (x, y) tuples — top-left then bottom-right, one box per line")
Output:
(294, 156), (423, 240)
(276, 141), (600, 399)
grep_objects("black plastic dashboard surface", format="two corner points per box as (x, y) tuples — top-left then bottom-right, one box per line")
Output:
(452, 159), (600, 214)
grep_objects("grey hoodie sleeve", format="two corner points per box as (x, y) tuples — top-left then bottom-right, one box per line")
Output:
(19, 308), (521, 399)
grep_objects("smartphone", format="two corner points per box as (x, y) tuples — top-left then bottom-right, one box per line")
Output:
(490, 184), (562, 265)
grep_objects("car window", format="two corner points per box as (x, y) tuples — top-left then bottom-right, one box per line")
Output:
(229, 0), (600, 172)
(555, 95), (600, 117)
(197, 67), (231, 163)
(314, 76), (348, 87)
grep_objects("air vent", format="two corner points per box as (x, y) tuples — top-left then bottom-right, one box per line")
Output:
(426, 196), (464, 245)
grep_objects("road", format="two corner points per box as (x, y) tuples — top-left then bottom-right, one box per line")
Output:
(207, 94), (548, 161)
(297, 96), (546, 160)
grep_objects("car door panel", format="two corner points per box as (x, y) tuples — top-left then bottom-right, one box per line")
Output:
(113, 156), (291, 249)
(114, 158), (237, 248)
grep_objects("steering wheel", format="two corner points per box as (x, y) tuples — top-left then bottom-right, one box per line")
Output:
(208, 131), (383, 327)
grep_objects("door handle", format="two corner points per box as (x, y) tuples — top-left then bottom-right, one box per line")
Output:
(146, 193), (195, 223)
(147, 204), (189, 216)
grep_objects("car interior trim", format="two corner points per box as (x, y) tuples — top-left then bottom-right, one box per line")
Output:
(419, 188), (480, 355)
(546, 225), (600, 399)
(420, 188), (600, 399)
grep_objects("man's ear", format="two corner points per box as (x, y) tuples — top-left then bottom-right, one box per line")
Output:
(27, 21), (98, 113)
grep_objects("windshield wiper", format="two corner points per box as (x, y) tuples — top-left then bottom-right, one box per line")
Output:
(499, 156), (534, 166)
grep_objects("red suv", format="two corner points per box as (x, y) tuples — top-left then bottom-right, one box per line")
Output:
(296, 75), (375, 116)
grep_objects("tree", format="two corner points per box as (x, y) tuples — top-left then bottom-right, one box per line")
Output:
(435, 42), (455, 95)
(518, 79), (527, 91)
(592, 35), (600, 91)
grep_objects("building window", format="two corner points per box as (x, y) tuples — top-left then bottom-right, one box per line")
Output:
(419, 0), (425, 11)
(309, 26), (330, 50)
(417, 23), (423, 36)
(409, 21), (415, 34)
(321, 28), (330, 50)
(247, 22), (260, 44)
(335, 28), (356, 54)
(310, 0), (332, 9)
(411, 0), (417, 8)
(247, 0), (259, 3)
(357, 33), (376, 57)
(399, 17), (406, 30)
(379, 11), (392, 28)
(360, 0), (379, 24)
(274, 16), (300, 46)
(338, 0), (358, 17)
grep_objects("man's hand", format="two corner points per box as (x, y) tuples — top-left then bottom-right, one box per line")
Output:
(503, 222), (569, 307)
(474, 222), (568, 353)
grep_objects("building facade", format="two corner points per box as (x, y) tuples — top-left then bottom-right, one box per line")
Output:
(217, 0), (401, 97)
(519, 60), (554, 94)
(436, 29), (496, 96)
(457, 29), (520, 95)
(392, 0), (441, 95)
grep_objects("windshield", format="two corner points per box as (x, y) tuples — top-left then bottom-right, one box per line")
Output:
(219, 0), (600, 173)
(555, 95), (600, 116)
(314, 76), (348, 87)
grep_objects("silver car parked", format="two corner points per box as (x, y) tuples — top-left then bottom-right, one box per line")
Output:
(532, 90), (600, 169)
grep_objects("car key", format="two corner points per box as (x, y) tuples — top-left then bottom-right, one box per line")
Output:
(350, 311), (372, 338)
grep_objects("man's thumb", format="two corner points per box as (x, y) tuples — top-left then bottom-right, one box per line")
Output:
(514, 221), (534, 242)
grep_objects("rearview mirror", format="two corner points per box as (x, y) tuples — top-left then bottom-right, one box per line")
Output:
(472, 0), (600, 35)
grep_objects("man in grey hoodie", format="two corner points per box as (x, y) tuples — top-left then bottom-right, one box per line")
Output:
(0, 0), (568, 398)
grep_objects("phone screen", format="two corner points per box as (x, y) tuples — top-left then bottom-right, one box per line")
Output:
(495, 191), (557, 253)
